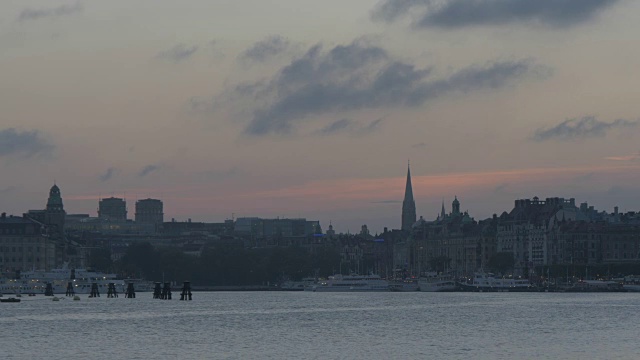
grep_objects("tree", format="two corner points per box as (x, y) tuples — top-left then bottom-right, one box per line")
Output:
(88, 248), (112, 272)
(487, 252), (515, 275)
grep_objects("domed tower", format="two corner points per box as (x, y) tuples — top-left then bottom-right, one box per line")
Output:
(401, 163), (417, 232)
(45, 183), (66, 238)
(452, 196), (460, 216)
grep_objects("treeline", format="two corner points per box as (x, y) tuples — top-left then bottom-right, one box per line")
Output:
(91, 242), (342, 285)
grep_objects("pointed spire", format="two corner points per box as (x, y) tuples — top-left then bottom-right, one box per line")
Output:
(441, 199), (446, 219)
(404, 162), (414, 202)
(402, 161), (417, 231)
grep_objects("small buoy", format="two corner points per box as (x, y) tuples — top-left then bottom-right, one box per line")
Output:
(52, 297), (60, 301)
(73, 295), (81, 301)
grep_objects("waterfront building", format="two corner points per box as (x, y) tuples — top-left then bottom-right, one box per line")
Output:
(0, 213), (56, 271)
(496, 197), (587, 275)
(408, 197), (495, 276)
(234, 217), (322, 247)
(401, 163), (417, 232)
(135, 198), (164, 225)
(98, 197), (127, 221)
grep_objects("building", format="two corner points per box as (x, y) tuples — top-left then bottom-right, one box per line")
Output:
(401, 163), (416, 232)
(98, 197), (127, 221)
(234, 217), (322, 247)
(135, 198), (163, 225)
(0, 213), (56, 271)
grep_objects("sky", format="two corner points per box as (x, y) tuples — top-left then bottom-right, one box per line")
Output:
(1, 0), (640, 234)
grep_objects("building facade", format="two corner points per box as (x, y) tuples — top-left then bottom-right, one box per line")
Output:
(135, 198), (164, 225)
(0, 213), (56, 271)
(98, 197), (127, 221)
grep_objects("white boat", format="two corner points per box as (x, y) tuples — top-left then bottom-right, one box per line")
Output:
(458, 273), (533, 292)
(280, 277), (317, 291)
(388, 279), (419, 292)
(14, 264), (126, 295)
(418, 273), (457, 292)
(312, 274), (390, 292)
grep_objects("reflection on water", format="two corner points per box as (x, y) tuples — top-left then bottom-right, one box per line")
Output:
(1, 292), (639, 359)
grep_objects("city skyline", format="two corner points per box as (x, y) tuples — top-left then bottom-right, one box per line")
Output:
(2, 1), (640, 233)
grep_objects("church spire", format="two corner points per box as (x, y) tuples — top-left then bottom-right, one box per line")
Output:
(401, 162), (417, 232)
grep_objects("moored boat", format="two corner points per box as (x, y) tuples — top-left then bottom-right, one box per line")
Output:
(418, 273), (458, 292)
(312, 274), (389, 292)
(458, 273), (533, 292)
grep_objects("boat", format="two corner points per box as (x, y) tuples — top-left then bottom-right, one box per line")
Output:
(565, 280), (626, 292)
(0, 297), (21, 303)
(458, 273), (533, 292)
(280, 277), (317, 291)
(11, 264), (126, 295)
(388, 278), (420, 292)
(418, 273), (458, 292)
(311, 274), (390, 292)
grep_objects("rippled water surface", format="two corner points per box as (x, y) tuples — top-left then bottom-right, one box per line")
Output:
(1, 292), (639, 359)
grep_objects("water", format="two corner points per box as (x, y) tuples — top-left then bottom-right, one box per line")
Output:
(1, 292), (638, 359)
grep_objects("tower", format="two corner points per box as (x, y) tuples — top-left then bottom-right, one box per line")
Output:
(401, 163), (417, 232)
(452, 196), (460, 216)
(45, 183), (66, 237)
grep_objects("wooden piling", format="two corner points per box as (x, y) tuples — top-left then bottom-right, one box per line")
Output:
(89, 283), (100, 298)
(180, 281), (192, 300)
(153, 282), (162, 299)
(107, 283), (118, 298)
(125, 282), (136, 298)
(44, 282), (54, 296)
(162, 282), (172, 300)
(65, 281), (75, 296)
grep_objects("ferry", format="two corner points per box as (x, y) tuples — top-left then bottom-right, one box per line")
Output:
(7, 264), (126, 295)
(311, 274), (390, 292)
(388, 278), (420, 292)
(418, 273), (458, 292)
(458, 273), (533, 292)
(280, 277), (317, 291)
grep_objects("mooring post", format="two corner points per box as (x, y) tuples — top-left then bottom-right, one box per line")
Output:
(65, 281), (75, 297)
(153, 282), (162, 299)
(89, 283), (100, 298)
(125, 282), (136, 298)
(162, 282), (172, 300)
(180, 281), (192, 300)
(107, 283), (118, 298)
(44, 282), (54, 296)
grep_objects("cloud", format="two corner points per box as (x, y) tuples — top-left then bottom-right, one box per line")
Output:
(0, 186), (18, 194)
(0, 128), (53, 158)
(19, 2), (83, 22)
(99, 167), (117, 182)
(208, 40), (226, 61)
(315, 118), (383, 136)
(372, 0), (620, 29)
(198, 167), (243, 182)
(156, 43), (198, 63)
(494, 183), (509, 193)
(239, 35), (293, 64)
(605, 152), (640, 162)
(231, 40), (547, 135)
(139, 164), (160, 177)
(533, 116), (638, 142)
(412, 142), (427, 148)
